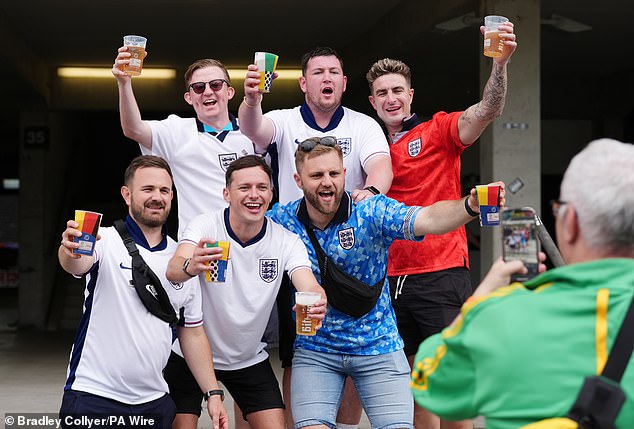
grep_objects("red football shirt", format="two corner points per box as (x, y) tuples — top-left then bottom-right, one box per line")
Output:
(387, 111), (470, 276)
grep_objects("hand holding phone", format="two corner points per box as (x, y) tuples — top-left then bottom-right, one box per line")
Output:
(501, 207), (540, 282)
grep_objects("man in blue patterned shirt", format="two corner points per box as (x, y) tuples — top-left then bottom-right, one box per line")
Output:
(267, 137), (503, 429)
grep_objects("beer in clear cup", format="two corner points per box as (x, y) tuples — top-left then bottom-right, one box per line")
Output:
(123, 35), (147, 76)
(295, 291), (321, 336)
(483, 16), (508, 58)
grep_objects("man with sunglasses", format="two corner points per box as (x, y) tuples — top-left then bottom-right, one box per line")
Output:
(266, 138), (504, 429)
(239, 46), (393, 428)
(411, 138), (634, 429)
(365, 21), (516, 429)
(113, 52), (256, 240)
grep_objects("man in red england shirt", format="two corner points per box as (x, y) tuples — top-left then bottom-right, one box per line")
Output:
(366, 21), (517, 429)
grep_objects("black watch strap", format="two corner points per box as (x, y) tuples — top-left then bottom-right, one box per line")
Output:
(182, 258), (196, 278)
(363, 186), (380, 195)
(464, 197), (479, 217)
(203, 389), (224, 401)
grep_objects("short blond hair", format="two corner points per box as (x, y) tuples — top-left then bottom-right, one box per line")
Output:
(294, 138), (343, 172)
(366, 58), (411, 92)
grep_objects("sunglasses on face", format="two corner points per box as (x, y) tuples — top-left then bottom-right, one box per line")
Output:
(188, 79), (229, 94)
(298, 136), (338, 152)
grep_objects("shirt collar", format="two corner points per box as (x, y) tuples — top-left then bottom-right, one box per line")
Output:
(401, 113), (422, 132)
(124, 215), (168, 252)
(389, 113), (422, 144)
(196, 113), (239, 142)
(223, 207), (268, 247)
(296, 191), (352, 230)
(299, 102), (345, 133)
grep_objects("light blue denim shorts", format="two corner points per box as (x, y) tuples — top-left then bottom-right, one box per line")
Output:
(291, 348), (414, 429)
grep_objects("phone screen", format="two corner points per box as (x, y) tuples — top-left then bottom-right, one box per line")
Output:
(501, 207), (539, 282)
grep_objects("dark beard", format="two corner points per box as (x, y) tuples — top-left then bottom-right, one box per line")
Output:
(303, 189), (342, 216)
(130, 203), (169, 228)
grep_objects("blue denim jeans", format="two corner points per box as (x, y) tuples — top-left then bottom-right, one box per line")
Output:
(291, 348), (414, 429)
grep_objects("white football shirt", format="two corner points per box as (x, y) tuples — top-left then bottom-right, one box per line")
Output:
(144, 115), (255, 238)
(174, 208), (312, 370)
(265, 105), (390, 203)
(64, 224), (202, 404)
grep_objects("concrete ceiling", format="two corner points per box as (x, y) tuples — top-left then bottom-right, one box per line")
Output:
(0, 0), (633, 119)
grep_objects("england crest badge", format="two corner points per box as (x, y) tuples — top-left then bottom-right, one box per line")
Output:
(408, 138), (422, 157)
(218, 153), (238, 172)
(259, 259), (279, 283)
(337, 138), (352, 157)
(338, 228), (355, 250)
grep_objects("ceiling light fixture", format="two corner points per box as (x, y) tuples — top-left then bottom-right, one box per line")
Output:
(434, 12), (592, 33)
(57, 67), (302, 81)
(57, 67), (177, 79)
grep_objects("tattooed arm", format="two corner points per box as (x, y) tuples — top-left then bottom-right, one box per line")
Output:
(458, 21), (517, 146)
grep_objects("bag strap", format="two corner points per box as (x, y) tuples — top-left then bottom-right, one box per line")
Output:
(565, 293), (634, 428)
(305, 226), (328, 274)
(114, 219), (139, 257)
(305, 225), (387, 287)
(113, 219), (178, 326)
(601, 293), (634, 382)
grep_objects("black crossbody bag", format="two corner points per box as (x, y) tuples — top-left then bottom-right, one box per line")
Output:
(113, 220), (178, 326)
(305, 226), (385, 318)
(565, 293), (634, 429)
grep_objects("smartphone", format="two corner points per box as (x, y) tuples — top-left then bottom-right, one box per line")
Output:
(501, 207), (540, 282)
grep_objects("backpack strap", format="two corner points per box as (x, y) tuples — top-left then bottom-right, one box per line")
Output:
(566, 293), (634, 429)
(602, 294), (634, 382)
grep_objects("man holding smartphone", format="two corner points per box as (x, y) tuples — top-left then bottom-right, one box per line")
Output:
(411, 138), (634, 429)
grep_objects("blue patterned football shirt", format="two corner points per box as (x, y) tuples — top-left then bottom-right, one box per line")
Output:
(267, 192), (422, 355)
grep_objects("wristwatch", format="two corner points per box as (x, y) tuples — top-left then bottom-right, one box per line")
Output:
(363, 186), (380, 195)
(182, 257), (196, 277)
(203, 389), (225, 401)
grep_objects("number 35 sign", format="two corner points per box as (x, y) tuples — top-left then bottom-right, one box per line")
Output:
(23, 126), (49, 149)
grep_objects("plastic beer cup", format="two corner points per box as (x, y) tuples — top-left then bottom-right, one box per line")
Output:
(254, 52), (279, 93)
(123, 35), (147, 76)
(73, 210), (102, 256)
(295, 292), (321, 336)
(483, 16), (509, 58)
(205, 241), (230, 283)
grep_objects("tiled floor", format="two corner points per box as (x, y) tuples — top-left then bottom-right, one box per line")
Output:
(0, 328), (373, 429)
(0, 322), (483, 429)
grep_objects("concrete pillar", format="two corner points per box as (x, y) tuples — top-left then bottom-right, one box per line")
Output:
(19, 108), (75, 329)
(18, 108), (49, 328)
(479, 0), (541, 277)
